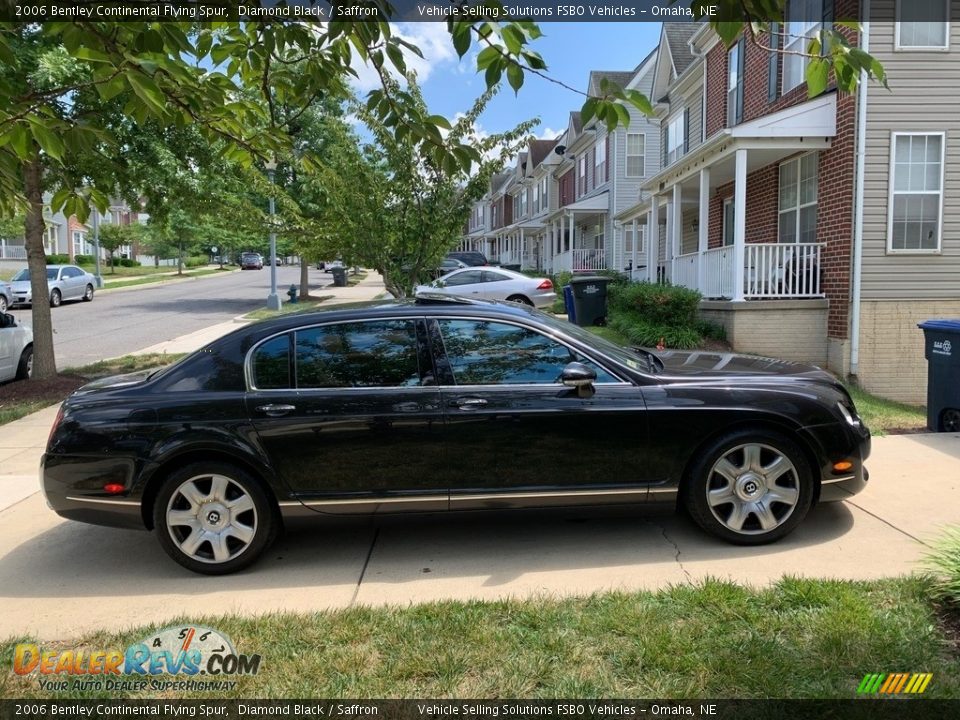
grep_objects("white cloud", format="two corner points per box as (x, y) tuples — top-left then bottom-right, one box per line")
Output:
(534, 127), (563, 141)
(349, 22), (457, 93)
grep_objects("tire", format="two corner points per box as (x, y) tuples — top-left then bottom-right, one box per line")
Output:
(153, 462), (277, 575)
(82, 284), (94, 302)
(49, 289), (61, 308)
(506, 294), (534, 306)
(683, 428), (814, 545)
(15, 345), (32, 380)
(942, 409), (960, 433)
(0, 294), (6, 313)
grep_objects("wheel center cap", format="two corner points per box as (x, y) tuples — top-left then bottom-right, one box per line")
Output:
(207, 510), (221, 525)
(200, 503), (228, 531)
(735, 473), (765, 501)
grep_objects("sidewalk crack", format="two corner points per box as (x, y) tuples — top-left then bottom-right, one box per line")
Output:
(350, 527), (379, 606)
(649, 519), (692, 583)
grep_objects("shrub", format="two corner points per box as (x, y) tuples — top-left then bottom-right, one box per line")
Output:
(696, 319), (727, 342)
(609, 313), (701, 349)
(609, 281), (701, 327)
(45, 253), (69, 265)
(120, 258), (141, 267)
(183, 255), (208, 268)
(925, 527), (960, 607)
(73, 254), (94, 265)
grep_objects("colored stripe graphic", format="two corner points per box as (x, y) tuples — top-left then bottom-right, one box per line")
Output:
(858, 673), (932, 694)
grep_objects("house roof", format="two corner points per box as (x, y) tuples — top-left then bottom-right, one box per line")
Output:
(569, 111), (582, 135)
(664, 24), (698, 76)
(489, 171), (512, 196)
(527, 138), (558, 168)
(588, 70), (635, 97)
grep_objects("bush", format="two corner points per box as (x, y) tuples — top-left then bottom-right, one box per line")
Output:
(73, 254), (94, 265)
(696, 319), (727, 342)
(45, 253), (69, 265)
(183, 255), (208, 268)
(120, 258), (141, 267)
(925, 527), (960, 607)
(609, 313), (701, 349)
(609, 281), (701, 327)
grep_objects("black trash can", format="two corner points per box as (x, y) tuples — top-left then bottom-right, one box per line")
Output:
(568, 275), (610, 327)
(917, 319), (960, 431)
(331, 267), (348, 287)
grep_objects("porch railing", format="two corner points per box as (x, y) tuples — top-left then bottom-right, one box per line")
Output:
(745, 242), (822, 298)
(572, 248), (605, 272)
(673, 252), (699, 290)
(702, 246), (734, 298)
(0, 242), (27, 260)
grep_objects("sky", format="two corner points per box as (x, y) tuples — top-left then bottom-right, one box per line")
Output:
(350, 22), (663, 143)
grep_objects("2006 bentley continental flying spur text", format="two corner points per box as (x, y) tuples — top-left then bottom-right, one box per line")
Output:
(41, 296), (871, 574)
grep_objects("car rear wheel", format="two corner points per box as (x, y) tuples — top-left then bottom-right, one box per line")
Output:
(684, 429), (813, 545)
(506, 294), (533, 306)
(942, 409), (960, 433)
(0, 295), (6, 313)
(15, 346), (32, 380)
(49, 289), (61, 308)
(82, 284), (94, 302)
(154, 463), (277, 575)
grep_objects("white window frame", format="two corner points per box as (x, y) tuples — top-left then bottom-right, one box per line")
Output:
(665, 112), (685, 166)
(538, 176), (548, 213)
(594, 141), (606, 188)
(72, 230), (88, 257)
(43, 225), (57, 254)
(886, 131), (945, 254)
(895, 0), (950, 50)
(625, 133), (645, 178)
(782, 0), (821, 95)
(778, 152), (818, 244)
(722, 199), (735, 247)
(727, 43), (741, 126)
(578, 153), (587, 196)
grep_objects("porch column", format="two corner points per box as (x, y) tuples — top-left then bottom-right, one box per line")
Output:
(568, 212), (574, 255)
(732, 148), (747, 302)
(631, 217), (639, 281)
(697, 167), (710, 292)
(647, 194), (658, 284)
(671, 183), (682, 282)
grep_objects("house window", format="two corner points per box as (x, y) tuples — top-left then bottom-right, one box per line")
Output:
(665, 112), (686, 166)
(778, 154), (818, 244)
(626, 134), (645, 177)
(727, 41), (743, 126)
(532, 183), (540, 214)
(623, 225), (645, 255)
(72, 230), (89, 257)
(594, 142), (606, 188)
(722, 199), (735, 247)
(594, 223), (604, 248)
(44, 225), (56, 254)
(539, 176), (548, 212)
(578, 153), (587, 196)
(896, 0), (949, 49)
(783, 0), (822, 95)
(888, 133), (944, 252)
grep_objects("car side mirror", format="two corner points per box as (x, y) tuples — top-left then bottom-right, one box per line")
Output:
(561, 362), (596, 388)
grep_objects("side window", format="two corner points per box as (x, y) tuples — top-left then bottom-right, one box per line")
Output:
(436, 320), (618, 385)
(252, 334), (291, 390)
(481, 271), (509, 283)
(443, 270), (483, 287)
(295, 320), (421, 388)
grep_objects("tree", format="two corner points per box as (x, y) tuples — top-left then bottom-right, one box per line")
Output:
(0, 11), (887, 377)
(97, 222), (137, 273)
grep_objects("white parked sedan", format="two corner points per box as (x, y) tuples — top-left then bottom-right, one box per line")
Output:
(0, 313), (32, 383)
(416, 267), (556, 308)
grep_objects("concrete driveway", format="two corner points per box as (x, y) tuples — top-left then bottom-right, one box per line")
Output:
(1, 427), (958, 641)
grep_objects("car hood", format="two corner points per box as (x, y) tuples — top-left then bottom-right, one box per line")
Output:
(654, 349), (838, 384)
(9, 280), (49, 291)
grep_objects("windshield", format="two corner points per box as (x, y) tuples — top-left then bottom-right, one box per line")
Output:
(532, 309), (658, 374)
(12, 269), (57, 281)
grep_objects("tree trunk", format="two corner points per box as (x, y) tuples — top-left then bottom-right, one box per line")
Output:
(177, 240), (183, 276)
(23, 154), (56, 379)
(380, 268), (405, 299)
(299, 258), (310, 300)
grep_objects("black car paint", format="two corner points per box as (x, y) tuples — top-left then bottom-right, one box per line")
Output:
(41, 299), (870, 531)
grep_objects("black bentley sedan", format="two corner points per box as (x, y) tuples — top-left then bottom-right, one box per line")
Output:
(41, 296), (870, 574)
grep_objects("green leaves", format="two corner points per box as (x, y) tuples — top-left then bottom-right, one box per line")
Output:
(126, 72), (168, 118)
(27, 118), (65, 162)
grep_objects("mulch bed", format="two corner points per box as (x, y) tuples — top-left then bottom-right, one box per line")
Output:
(0, 373), (87, 407)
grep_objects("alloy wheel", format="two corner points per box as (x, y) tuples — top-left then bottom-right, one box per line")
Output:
(943, 409), (960, 433)
(705, 443), (800, 535)
(165, 473), (258, 565)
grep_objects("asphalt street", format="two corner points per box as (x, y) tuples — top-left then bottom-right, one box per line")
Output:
(8, 265), (316, 368)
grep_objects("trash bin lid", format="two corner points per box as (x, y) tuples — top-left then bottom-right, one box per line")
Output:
(569, 275), (609, 284)
(918, 319), (960, 332)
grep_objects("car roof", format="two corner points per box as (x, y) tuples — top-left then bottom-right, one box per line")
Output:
(444, 266), (532, 280)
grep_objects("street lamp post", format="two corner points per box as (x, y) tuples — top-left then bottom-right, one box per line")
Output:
(264, 160), (281, 311)
(92, 207), (103, 288)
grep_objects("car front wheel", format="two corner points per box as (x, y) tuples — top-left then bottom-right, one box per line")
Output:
(49, 289), (61, 307)
(684, 429), (813, 545)
(154, 463), (277, 575)
(15, 346), (32, 380)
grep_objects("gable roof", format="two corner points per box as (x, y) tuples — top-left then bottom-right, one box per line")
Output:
(528, 138), (559, 169)
(664, 24), (698, 76)
(588, 70), (636, 97)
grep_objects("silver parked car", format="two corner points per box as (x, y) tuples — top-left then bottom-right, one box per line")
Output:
(416, 267), (557, 308)
(0, 312), (32, 383)
(8, 265), (96, 308)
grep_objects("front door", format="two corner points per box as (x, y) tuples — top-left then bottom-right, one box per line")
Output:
(246, 318), (447, 514)
(428, 317), (652, 510)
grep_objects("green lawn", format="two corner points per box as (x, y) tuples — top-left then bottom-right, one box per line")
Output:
(101, 267), (232, 290)
(63, 352), (188, 377)
(1, 577), (957, 699)
(243, 296), (334, 320)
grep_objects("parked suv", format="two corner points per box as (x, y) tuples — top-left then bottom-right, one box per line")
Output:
(240, 252), (263, 270)
(446, 251), (488, 267)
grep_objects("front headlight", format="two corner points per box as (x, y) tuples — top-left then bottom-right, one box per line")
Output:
(837, 402), (861, 427)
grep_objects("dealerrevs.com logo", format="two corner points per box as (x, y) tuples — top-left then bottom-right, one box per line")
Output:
(13, 625), (261, 693)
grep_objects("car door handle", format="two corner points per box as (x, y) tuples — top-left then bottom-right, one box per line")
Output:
(256, 404), (296, 417)
(452, 398), (487, 410)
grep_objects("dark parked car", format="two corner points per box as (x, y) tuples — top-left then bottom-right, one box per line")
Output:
(447, 251), (488, 267)
(42, 297), (870, 574)
(240, 252), (263, 270)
